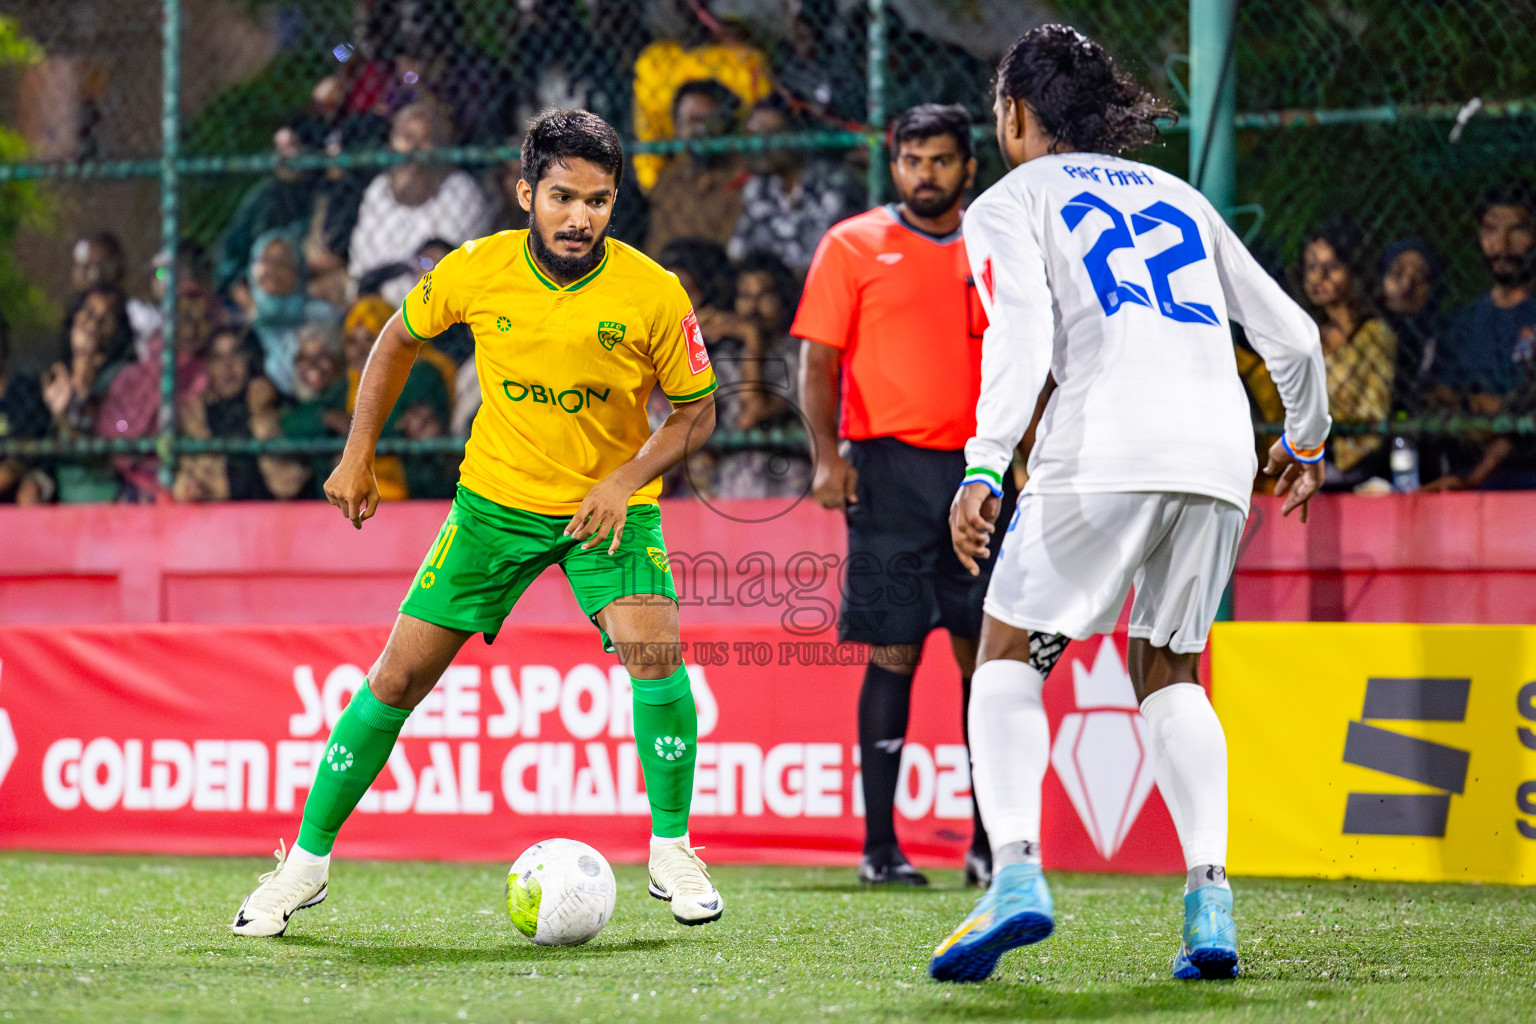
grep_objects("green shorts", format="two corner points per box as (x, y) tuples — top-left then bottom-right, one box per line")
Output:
(399, 485), (677, 650)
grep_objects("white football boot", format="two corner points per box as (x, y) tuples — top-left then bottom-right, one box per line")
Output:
(648, 841), (724, 925)
(231, 841), (329, 936)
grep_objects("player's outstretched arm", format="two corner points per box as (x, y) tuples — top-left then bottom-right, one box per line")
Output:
(566, 394), (717, 554)
(324, 311), (424, 529)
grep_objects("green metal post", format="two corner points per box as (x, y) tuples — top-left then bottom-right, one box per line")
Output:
(1189, 0), (1235, 219)
(156, 0), (181, 489)
(866, 0), (887, 207)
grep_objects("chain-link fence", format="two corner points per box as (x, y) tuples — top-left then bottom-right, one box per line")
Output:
(2, 0), (1534, 503)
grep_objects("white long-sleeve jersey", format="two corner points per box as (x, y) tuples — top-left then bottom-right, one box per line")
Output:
(961, 152), (1330, 514)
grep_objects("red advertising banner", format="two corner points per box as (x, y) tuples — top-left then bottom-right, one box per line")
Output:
(0, 624), (1182, 872)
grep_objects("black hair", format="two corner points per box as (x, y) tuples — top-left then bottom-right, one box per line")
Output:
(995, 24), (1172, 155)
(889, 103), (973, 163)
(1474, 181), (1536, 224)
(520, 108), (624, 191)
(59, 283), (133, 367)
(735, 249), (802, 311)
(418, 237), (454, 256)
(658, 238), (734, 311)
(671, 78), (741, 126)
(748, 93), (799, 129)
(77, 230), (124, 262)
(1298, 216), (1375, 321)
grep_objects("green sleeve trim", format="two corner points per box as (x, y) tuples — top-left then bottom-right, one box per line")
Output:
(964, 465), (1003, 485)
(400, 299), (427, 341)
(663, 380), (719, 404)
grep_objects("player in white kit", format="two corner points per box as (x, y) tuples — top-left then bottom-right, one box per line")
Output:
(928, 26), (1330, 983)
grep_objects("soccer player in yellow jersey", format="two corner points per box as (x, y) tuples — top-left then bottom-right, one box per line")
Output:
(232, 110), (725, 936)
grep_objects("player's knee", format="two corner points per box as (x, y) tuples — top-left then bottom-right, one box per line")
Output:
(367, 663), (429, 710)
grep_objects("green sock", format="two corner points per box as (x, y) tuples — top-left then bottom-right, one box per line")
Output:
(631, 665), (697, 839)
(296, 682), (410, 856)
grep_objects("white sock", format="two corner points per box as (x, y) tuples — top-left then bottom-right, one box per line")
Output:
(652, 832), (689, 849)
(289, 843), (330, 869)
(968, 659), (1050, 862)
(1140, 682), (1228, 872)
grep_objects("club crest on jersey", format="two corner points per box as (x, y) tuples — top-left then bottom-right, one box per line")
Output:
(420, 273), (432, 304)
(980, 256), (995, 303)
(597, 320), (627, 350)
(682, 311), (709, 373)
(646, 546), (671, 572)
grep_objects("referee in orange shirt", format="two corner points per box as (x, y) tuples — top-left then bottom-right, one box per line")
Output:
(794, 105), (1016, 887)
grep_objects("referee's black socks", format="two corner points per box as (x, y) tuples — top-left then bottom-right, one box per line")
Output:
(858, 662), (914, 859)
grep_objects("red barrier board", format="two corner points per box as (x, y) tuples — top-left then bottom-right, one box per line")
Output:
(0, 624), (1182, 872)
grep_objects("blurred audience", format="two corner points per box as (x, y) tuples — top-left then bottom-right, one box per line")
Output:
(0, 311), (49, 503)
(347, 101), (493, 280)
(42, 286), (135, 502)
(72, 231), (160, 356)
(237, 229), (342, 397)
(215, 125), (322, 294)
(1425, 183), (1536, 490)
(174, 327), (273, 502)
(728, 96), (856, 274)
(645, 79), (748, 256)
(630, 3), (772, 193)
(1378, 236), (1445, 413)
(1299, 220), (1397, 490)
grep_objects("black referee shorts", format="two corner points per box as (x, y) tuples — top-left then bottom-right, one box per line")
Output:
(838, 436), (1018, 647)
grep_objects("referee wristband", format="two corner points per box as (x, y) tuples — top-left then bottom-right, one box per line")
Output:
(1282, 435), (1326, 464)
(961, 466), (1004, 497)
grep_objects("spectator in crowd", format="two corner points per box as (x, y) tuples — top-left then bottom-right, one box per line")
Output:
(1425, 182), (1536, 490)
(1378, 236), (1445, 412)
(338, 296), (454, 499)
(174, 327), (273, 502)
(644, 79), (748, 256)
(630, 2), (772, 192)
(302, 103), (393, 309)
(728, 96), (856, 274)
(359, 237), (451, 311)
(42, 286), (135, 502)
(250, 322), (350, 502)
(793, 102), (1000, 886)
(361, 0), (516, 144)
(1299, 220), (1397, 489)
(71, 231), (161, 357)
(347, 101), (493, 280)
(709, 250), (813, 499)
(214, 125), (321, 294)
(771, 0), (867, 124)
(95, 273), (220, 501)
(0, 310), (50, 503)
(240, 229), (342, 397)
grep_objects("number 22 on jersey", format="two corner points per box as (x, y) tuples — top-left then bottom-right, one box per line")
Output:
(1062, 191), (1221, 327)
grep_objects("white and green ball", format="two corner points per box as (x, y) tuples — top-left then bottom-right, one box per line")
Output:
(504, 839), (617, 946)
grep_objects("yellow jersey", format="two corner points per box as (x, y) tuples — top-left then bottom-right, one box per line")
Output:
(401, 231), (717, 515)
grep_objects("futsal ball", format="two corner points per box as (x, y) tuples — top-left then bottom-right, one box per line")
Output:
(505, 838), (617, 946)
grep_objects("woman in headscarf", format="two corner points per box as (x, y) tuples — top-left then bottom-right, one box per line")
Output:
(1377, 236), (1445, 414)
(244, 228), (340, 396)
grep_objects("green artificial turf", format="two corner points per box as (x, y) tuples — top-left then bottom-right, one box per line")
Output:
(2, 852), (1534, 1023)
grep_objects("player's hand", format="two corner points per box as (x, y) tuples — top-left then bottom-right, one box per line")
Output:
(566, 475), (631, 554)
(812, 452), (858, 511)
(950, 481), (1002, 576)
(323, 452), (381, 529)
(1264, 438), (1325, 523)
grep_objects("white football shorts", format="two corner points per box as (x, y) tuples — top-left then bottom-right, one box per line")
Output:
(983, 491), (1247, 654)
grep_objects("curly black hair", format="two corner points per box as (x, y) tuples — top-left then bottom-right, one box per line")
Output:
(995, 24), (1172, 155)
(520, 108), (624, 191)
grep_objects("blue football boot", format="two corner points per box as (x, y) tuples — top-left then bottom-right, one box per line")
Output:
(1171, 884), (1240, 980)
(929, 862), (1055, 982)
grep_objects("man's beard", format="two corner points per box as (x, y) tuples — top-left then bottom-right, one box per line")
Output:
(1485, 249), (1535, 288)
(529, 213), (607, 282)
(901, 180), (965, 220)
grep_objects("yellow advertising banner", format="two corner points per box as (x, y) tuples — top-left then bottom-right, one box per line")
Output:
(1212, 622), (1536, 884)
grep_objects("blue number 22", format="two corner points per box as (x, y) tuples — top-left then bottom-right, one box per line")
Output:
(1062, 191), (1220, 326)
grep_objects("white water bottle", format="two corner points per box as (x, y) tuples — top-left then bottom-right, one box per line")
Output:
(1390, 435), (1420, 493)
